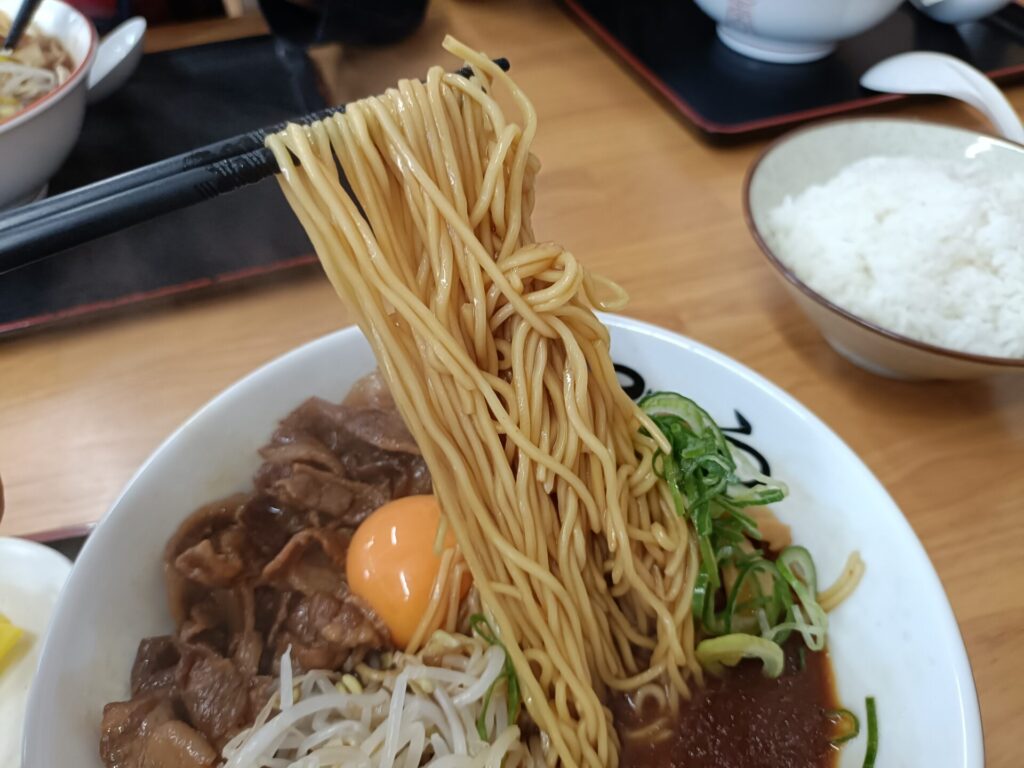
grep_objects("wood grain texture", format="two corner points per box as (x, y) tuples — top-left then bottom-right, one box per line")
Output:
(2, 0), (1023, 762)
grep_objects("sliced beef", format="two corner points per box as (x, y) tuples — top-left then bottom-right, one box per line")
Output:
(164, 496), (249, 626)
(258, 438), (344, 476)
(233, 628), (263, 678)
(341, 368), (397, 413)
(341, 448), (432, 499)
(174, 536), (246, 588)
(247, 674), (276, 718)
(254, 585), (290, 650)
(177, 649), (251, 749)
(131, 637), (181, 696)
(341, 370), (420, 454)
(236, 495), (308, 560)
(164, 496), (247, 564)
(260, 528), (352, 595)
(99, 694), (178, 768)
(268, 395), (432, 500)
(344, 407), (420, 454)
(277, 591), (390, 672)
(320, 592), (390, 652)
(265, 464), (390, 526)
(179, 587), (255, 660)
(138, 721), (217, 768)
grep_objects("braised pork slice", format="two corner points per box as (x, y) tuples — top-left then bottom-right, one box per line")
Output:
(130, 636), (180, 696)
(137, 721), (217, 768)
(99, 694), (178, 768)
(176, 648), (252, 749)
(276, 590), (390, 672)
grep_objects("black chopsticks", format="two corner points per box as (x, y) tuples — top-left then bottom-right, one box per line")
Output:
(0, 58), (509, 275)
(0, 149), (280, 273)
(0, 105), (345, 232)
(2, 0), (45, 52)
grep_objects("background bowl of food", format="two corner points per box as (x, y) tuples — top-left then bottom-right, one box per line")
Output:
(0, 1), (146, 209)
(745, 117), (1024, 380)
(691, 0), (905, 64)
(0, 0), (96, 208)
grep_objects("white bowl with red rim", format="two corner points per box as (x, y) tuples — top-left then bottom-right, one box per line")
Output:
(744, 117), (1024, 380)
(0, 0), (97, 208)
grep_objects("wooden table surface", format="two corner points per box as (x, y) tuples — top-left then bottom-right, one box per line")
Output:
(2, 0), (1022, 762)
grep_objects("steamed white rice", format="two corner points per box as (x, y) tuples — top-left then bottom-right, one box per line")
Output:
(765, 155), (1024, 358)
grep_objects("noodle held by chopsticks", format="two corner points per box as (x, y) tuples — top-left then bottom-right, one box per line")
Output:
(267, 37), (700, 767)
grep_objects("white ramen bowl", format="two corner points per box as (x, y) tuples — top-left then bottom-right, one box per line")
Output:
(692, 0), (904, 63)
(0, 0), (97, 208)
(24, 317), (983, 767)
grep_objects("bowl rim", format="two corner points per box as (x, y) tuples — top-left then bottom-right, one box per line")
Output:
(743, 115), (1024, 370)
(0, 0), (98, 134)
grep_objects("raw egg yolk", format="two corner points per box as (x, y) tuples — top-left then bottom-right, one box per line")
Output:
(346, 495), (466, 649)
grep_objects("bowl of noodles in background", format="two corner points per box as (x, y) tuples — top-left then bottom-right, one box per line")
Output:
(23, 320), (982, 767)
(0, 0), (96, 208)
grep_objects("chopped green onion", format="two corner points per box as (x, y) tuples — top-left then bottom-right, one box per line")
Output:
(469, 613), (498, 645)
(469, 613), (522, 740)
(695, 633), (785, 678)
(776, 547), (828, 651)
(827, 707), (860, 744)
(724, 558), (785, 634)
(863, 697), (878, 768)
(640, 391), (837, 667)
(724, 482), (787, 507)
(641, 392), (731, 457)
(776, 546), (818, 593)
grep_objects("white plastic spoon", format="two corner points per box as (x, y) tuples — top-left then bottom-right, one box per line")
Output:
(861, 51), (1024, 144)
(87, 16), (147, 104)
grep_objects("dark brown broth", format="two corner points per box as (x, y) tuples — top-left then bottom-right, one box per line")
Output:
(616, 640), (840, 768)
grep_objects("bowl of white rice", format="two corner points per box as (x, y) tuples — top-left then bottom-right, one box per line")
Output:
(745, 117), (1024, 380)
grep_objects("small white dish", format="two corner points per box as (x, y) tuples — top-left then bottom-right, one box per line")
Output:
(691, 0), (904, 63)
(745, 117), (1024, 379)
(87, 16), (146, 104)
(24, 318), (983, 767)
(0, 537), (71, 768)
